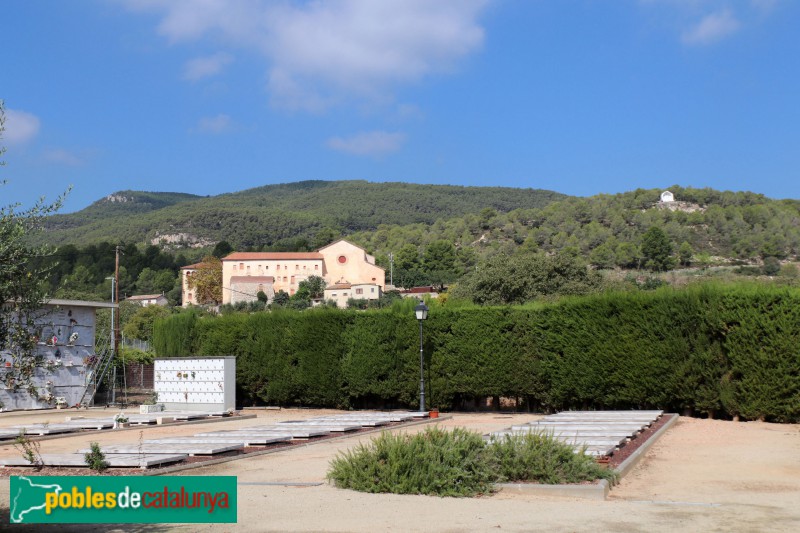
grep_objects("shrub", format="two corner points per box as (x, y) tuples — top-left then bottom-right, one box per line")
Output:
(486, 431), (617, 485)
(327, 427), (494, 497)
(84, 442), (109, 472)
(14, 432), (43, 470)
(327, 428), (616, 497)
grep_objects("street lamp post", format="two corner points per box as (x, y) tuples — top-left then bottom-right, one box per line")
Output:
(415, 301), (429, 412)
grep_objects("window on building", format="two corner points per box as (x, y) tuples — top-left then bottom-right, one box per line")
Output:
(295, 264), (299, 270)
(283, 276), (288, 282)
(315, 265), (319, 270)
(188, 293), (193, 301)
(276, 264), (280, 270)
(240, 263), (244, 270)
(338, 255), (347, 264)
(332, 293), (337, 297)
(232, 265), (236, 272)
(246, 265), (251, 274)
(291, 276), (295, 284)
(371, 288), (375, 293)
(355, 288), (363, 295)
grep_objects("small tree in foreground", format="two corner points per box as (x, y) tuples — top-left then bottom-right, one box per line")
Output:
(1, 100), (70, 404)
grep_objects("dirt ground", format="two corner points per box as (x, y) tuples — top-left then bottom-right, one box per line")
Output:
(1, 408), (799, 532)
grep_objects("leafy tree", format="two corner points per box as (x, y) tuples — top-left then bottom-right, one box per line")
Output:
(423, 240), (456, 273)
(450, 251), (601, 305)
(272, 290), (290, 307)
(678, 241), (694, 267)
(122, 304), (171, 343)
(347, 298), (369, 310)
(187, 256), (222, 305)
(395, 244), (420, 271)
(135, 267), (157, 294)
(0, 101), (70, 401)
(313, 227), (340, 249)
(299, 275), (326, 299)
(762, 257), (781, 276)
(257, 291), (268, 303)
(153, 270), (176, 294)
(589, 240), (616, 269)
(212, 240), (233, 259)
(641, 227), (675, 272)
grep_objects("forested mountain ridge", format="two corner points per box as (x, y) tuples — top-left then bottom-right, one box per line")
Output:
(349, 186), (800, 271)
(39, 180), (567, 248)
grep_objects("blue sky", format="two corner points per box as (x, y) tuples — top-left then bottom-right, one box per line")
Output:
(2, 0), (799, 213)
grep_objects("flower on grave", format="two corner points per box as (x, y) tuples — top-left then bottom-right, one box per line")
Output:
(68, 332), (79, 345)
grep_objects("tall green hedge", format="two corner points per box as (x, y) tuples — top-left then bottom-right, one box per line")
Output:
(154, 284), (800, 422)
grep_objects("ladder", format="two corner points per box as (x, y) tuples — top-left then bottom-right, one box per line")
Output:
(77, 332), (115, 408)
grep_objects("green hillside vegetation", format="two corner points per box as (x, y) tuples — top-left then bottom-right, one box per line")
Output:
(39, 181), (566, 248)
(347, 186), (800, 283)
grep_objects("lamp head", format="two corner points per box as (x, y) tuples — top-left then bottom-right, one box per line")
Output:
(414, 302), (428, 321)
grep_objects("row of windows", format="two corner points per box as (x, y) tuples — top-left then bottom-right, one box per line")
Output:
(233, 263), (319, 272)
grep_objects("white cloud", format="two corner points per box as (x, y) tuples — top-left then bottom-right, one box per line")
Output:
(44, 148), (83, 166)
(194, 113), (234, 134)
(3, 109), (40, 144)
(183, 52), (233, 81)
(681, 9), (741, 45)
(326, 130), (406, 156)
(124, 0), (489, 110)
(751, 0), (778, 13)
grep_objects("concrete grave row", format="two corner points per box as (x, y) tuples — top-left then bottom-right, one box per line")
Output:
(488, 410), (664, 457)
(1, 410), (422, 469)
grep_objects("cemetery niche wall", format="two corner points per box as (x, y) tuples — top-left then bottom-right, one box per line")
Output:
(0, 299), (116, 411)
(154, 356), (236, 412)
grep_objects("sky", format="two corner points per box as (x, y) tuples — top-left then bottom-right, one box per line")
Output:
(2, 0), (799, 213)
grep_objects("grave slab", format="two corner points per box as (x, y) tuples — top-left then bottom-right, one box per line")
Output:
(0, 453), (187, 468)
(146, 436), (291, 446)
(78, 442), (243, 456)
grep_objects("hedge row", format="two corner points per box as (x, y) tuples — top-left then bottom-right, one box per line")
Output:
(154, 284), (800, 422)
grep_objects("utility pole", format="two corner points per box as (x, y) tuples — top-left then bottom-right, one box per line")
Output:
(388, 252), (394, 288)
(114, 245), (120, 358)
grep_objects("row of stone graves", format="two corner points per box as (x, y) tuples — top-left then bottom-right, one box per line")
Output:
(488, 410), (664, 457)
(1, 411), (427, 469)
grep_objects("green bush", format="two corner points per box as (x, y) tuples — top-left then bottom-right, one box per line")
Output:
(84, 442), (109, 472)
(486, 431), (617, 484)
(326, 428), (615, 497)
(327, 427), (494, 497)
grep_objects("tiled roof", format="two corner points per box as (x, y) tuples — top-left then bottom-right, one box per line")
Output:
(180, 262), (208, 270)
(230, 276), (275, 284)
(223, 252), (323, 261)
(127, 294), (165, 301)
(325, 283), (352, 290)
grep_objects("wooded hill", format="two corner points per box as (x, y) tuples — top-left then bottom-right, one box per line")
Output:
(40, 181), (566, 249)
(348, 186), (800, 268)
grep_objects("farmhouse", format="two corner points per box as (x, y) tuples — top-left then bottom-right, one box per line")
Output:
(126, 293), (169, 306)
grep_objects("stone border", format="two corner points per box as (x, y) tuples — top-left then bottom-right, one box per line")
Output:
(613, 413), (679, 479)
(144, 414), (448, 476)
(497, 479), (609, 500)
(497, 413), (679, 500)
